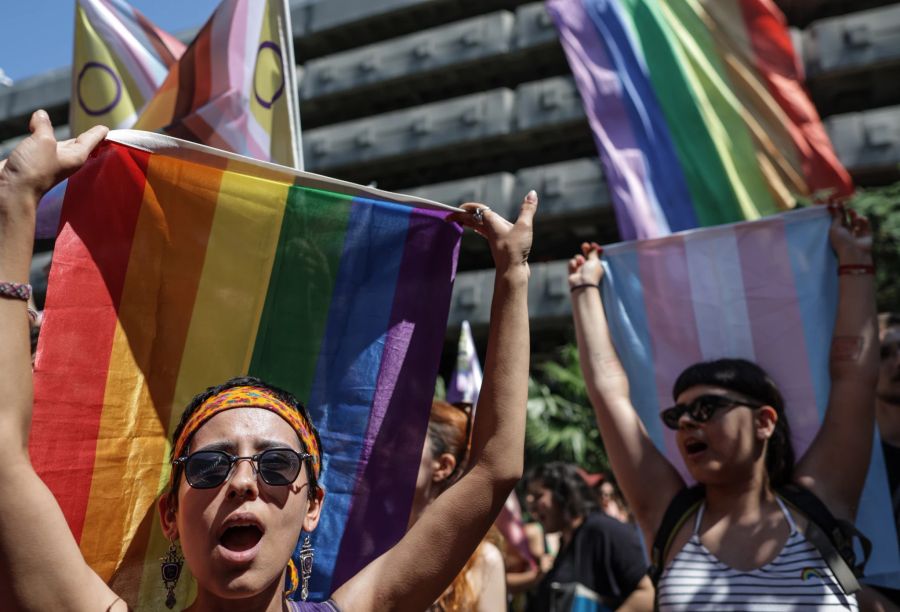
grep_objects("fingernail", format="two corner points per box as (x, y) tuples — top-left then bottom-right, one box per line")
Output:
(526, 189), (537, 202)
(36, 109), (49, 120)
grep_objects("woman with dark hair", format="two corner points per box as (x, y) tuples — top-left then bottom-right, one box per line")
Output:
(0, 112), (534, 612)
(524, 461), (653, 612)
(408, 400), (506, 611)
(568, 207), (878, 610)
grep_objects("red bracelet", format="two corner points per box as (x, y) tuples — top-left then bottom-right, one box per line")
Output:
(838, 264), (875, 276)
(0, 282), (32, 301)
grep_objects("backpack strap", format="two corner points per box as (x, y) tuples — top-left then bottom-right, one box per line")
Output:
(775, 483), (872, 595)
(648, 485), (705, 587)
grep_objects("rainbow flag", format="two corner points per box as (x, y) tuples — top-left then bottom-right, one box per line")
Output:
(133, 0), (303, 168)
(548, 0), (853, 240)
(29, 131), (461, 608)
(71, 0), (185, 134)
(599, 207), (900, 587)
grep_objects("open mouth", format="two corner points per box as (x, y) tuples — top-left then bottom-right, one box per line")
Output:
(684, 440), (708, 456)
(219, 524), (264, 552)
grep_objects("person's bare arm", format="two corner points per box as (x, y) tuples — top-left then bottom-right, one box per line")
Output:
(795, 206), (879, 521)
(0, 111), (123, 611)
(332, 194), (534, 611)
(475, 542), (507, 612)
(617, 575), (654, 612)
(569, 243), (684, 538)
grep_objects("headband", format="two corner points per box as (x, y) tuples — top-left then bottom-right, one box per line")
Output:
(173, 386), (321, 479)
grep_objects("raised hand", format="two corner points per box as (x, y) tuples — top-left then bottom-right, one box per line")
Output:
(828, 203), (873, 265)
(568, 241), (604, 288)
(448, 191), (537, 275)
(0, 110), (108, 204)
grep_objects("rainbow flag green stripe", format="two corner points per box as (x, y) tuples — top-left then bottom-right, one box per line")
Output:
(30, 131), (461, 608)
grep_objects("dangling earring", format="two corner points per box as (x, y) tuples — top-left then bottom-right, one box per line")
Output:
(160, 539), (184, 609)
(299, 536), (315, 601)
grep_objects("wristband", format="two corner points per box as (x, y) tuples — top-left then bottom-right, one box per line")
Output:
(570, 283), (601, 293)
(837, 264), (875, 276)
(0, 282), (32, 301)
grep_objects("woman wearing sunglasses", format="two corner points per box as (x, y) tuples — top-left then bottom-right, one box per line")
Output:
(567, 208), (878, 611)
(0, 112), (534, 612)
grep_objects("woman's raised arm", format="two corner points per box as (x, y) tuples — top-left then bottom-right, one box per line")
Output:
(0, 111), (122, 611)
(332, 194), (535, 612)
(569, 243), (683, 539)
(794, 205), (879, 521)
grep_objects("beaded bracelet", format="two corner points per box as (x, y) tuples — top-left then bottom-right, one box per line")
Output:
(570, 283), (601, 293)
(0, 282), (32, 301)
(837, 264), (875, 276)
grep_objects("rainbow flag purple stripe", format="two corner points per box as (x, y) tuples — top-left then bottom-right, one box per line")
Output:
(600, 207), (899, 586)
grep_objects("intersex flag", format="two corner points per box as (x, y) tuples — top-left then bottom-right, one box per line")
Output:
(548, 0), (852, 240)
(71, 0), (185, 134)
(599, 207), (899, 587)
(446, 320), (483, 406)
(134, 0), (303, 168)
(29, 131), (461, 608)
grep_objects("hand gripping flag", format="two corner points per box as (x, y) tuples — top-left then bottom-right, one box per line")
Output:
(599, 207), (899, 587)
(29, 131), (461, 607)
(548, 0), (852, 240)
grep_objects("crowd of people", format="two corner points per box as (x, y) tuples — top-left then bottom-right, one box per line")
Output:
(0, 112), (898, 611)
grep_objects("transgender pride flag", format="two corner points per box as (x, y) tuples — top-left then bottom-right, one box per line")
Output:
(600, 207), (899, 587)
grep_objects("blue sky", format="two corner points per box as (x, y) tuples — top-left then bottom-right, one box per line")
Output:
(0, 1), (221, 82)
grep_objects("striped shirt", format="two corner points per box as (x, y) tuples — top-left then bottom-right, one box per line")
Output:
(657, 497), (858, 611)
(288, 600), (341, 611)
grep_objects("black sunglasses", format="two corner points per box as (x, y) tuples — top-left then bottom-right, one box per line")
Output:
(660, 394), (764, 430)
(173, 448), (312, 489)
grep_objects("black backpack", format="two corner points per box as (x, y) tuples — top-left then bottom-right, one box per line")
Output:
(648, 483), (872, 598)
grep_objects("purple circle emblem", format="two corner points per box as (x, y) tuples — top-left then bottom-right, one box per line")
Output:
(77, 61), (122, 117)
(254, 41), (285, 109)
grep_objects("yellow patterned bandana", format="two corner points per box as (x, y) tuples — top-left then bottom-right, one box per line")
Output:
(173, 385), (321, 478)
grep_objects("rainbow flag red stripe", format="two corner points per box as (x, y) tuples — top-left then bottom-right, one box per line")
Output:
(30, 131), (460, 607)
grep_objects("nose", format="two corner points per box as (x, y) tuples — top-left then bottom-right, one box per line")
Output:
(678, 412), (699, 430)
(226, 457), (259, 500)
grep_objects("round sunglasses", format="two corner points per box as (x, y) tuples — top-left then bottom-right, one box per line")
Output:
(173, 448), (312, 489)
(660, 394), (764, 430)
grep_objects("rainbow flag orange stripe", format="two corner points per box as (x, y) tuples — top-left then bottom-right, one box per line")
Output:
(30, 131), (461, 608)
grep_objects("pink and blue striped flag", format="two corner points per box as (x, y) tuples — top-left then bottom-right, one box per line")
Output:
(548, 0), (853, 240)
(599, 207), (899, 587)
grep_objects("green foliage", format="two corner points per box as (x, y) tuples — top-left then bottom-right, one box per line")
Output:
(847, 182), (900, 313)
(525, 344), (608, 474)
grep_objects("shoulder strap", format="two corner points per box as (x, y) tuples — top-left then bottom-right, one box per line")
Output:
(649, 485), (705, 588)
(776, 483), (872, 595)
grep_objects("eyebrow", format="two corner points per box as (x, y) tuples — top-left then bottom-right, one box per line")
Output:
(192, 439), (298, 454)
